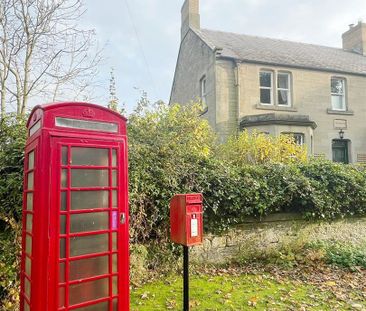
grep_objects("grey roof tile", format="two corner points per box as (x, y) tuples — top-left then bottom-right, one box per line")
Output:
(195, 29), (366, 76)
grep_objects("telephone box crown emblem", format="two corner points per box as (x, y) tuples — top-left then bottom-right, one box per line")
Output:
(82, 108), (95, 118)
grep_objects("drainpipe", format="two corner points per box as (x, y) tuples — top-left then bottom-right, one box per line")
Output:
(234, 61), (241, 134)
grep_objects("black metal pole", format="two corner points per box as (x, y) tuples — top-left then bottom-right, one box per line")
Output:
(183, 245), (189, 311)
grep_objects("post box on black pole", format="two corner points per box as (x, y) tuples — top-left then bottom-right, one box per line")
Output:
(170, 193), (204, 311)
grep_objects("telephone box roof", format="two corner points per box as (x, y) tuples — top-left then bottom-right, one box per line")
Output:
(27, 101), (127, 128)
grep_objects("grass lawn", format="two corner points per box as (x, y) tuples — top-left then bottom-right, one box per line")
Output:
(131, 271), (366, 310)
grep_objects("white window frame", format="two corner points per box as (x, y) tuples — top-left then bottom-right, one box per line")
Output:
(200, 76), (207, 105)
(331, 77), (346, 111)
(293, 133), (304, 145)
(259, 71), (273, 105)
(277, 72), (291, 107)
(282, 132), (305, 145)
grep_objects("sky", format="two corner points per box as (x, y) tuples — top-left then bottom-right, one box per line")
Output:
(81, 0), (366, 113)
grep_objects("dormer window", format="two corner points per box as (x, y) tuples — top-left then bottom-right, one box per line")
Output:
(331, 77), (346, 111)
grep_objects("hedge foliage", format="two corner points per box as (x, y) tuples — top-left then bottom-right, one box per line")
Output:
(218, 130), (307, 165)
(0, 115), (26, 309)
(128, 100), (366, 239)
(202, 160), (366, 232)
(1, 100), (366, 306)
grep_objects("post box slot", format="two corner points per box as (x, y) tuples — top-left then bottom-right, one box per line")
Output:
(186, 204), (202, 213)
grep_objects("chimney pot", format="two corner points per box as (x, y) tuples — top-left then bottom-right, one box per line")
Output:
(342, 21), (366, 56)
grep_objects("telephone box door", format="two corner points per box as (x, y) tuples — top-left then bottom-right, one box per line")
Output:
(52, 138), (129, 310)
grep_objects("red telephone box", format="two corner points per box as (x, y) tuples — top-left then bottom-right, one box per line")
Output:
(20, 102), (129, 311)
(170, 193), (203, 246)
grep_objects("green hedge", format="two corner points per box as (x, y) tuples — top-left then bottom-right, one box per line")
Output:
(131, 153), (366, 236)
(127, 101), (366, 238)
(201, 160), (366, 232)
(0, 115), (26, 309)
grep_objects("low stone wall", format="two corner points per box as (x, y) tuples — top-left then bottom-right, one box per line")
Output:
(191, 214), (366, 264)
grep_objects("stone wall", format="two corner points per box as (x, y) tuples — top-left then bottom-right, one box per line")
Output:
(191, 214), (366, 264)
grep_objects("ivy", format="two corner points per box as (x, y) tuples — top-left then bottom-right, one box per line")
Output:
(0, 114), (26, 309)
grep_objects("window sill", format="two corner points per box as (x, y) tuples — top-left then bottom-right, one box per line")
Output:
(326, 108), (354, 115)
(256, 104), (298, 112)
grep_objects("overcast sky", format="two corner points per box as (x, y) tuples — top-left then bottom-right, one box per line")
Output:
(82, 0), (366, 113)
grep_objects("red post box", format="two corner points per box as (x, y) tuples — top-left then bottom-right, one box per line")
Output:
(20, 102), (129, 311)
(170, 193), (203, 246)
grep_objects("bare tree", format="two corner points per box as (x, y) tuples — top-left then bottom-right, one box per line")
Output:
(0, 0), (102, 117)
(108, 67), (126, 115)
(108, 67), (118, 112)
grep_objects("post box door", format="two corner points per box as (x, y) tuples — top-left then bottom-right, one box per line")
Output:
(53, 138), (128, 310)
(185, 212), (203, 246)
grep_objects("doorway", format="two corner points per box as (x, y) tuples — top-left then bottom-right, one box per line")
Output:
(332, 139), (349, 164)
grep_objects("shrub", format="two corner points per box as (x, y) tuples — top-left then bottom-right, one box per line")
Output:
(308, 241), (366, 269)
(200, 160), (366, 232)
(218, 130), (307, 165)
(0, 115), (26, 310)
(128, 100), (216, 242)
(298, 160), (366, 219)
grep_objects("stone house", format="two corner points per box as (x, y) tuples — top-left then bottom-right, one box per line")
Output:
(170, 0), (366, 164)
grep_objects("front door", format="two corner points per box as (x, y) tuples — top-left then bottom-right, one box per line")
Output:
(54, 139), (128, 310)
(332, 139), (349, 164)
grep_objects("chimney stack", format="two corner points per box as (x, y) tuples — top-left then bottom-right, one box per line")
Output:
(342, 21), (366, 56)
(181, 0), (200, 40)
